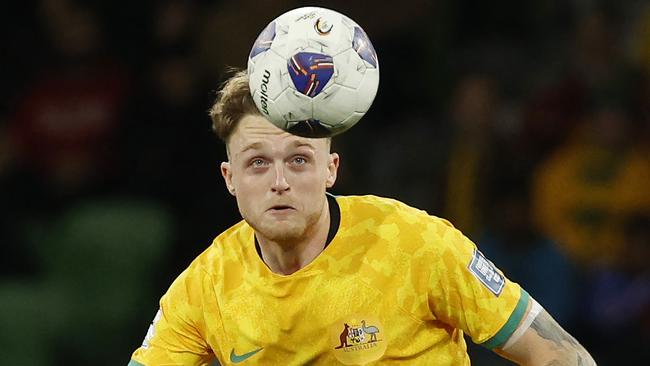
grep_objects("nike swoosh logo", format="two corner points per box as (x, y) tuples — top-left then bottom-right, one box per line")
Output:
(230, 347), (263, 363)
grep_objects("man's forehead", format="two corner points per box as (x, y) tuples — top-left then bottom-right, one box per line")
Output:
(235, 138), (317, 154)
(228, 114), (329, 156)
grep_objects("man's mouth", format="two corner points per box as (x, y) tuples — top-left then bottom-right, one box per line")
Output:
(269, 205), (294, 211)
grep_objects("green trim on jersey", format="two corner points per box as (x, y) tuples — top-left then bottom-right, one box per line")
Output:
(481, 288), (530, 349)
(127, 360), (145, 366)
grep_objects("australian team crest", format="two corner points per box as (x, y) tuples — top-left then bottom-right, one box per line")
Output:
(330, 315), (386, 365)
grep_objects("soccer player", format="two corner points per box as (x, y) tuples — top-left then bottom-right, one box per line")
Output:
(127, 71), (596, 365)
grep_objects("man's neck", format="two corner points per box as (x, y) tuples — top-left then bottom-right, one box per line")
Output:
(256, 203), (331, 275)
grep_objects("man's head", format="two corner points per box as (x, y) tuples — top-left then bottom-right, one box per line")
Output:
(210, 70), (339, 244)
(209, 70), (261, 149)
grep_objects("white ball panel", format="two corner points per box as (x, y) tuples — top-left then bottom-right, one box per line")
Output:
(259, 93), (288, 130)
(326, 111), (364, 136)
(355, 68), (380, 112)
(270, 30), (290, 57)
(327, 16), (355, 56)
(340, 111), (364, 129)
(340, 15), (361, 31)
(312, 84), (357, 124)
(249, 51), (288, 100)
(332, 49), (365, 89)
(277, 88), (313, 122)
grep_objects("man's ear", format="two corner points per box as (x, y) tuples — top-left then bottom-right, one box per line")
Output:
(221, 161), (236, 196)
(326, 153), (339, 188)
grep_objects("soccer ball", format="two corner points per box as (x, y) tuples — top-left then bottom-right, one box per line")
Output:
(247, 7), (379, 138)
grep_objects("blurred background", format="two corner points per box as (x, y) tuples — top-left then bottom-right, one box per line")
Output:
(1, 0), (649, 365)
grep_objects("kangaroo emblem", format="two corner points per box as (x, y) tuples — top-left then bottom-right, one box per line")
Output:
(334, 323), (350, 349)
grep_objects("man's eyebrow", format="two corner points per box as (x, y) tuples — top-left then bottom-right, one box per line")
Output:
(236, 140), (315, 157)
(292, 140), (316, 150)
(239, 142), (263, 154)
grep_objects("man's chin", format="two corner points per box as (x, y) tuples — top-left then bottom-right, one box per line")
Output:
(256, 222), (305, 243)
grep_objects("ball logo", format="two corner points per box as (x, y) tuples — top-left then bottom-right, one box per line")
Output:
(314, 17), (333, 35)
(295, 11), (317, 21)
(259, 69), (271, 115)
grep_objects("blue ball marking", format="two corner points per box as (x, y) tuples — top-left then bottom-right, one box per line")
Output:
(352, 27), (378, 68)
(287, 52), (334, 97)
(250, 22), (276, 58)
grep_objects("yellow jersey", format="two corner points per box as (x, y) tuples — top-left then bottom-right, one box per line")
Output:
(129, 194), (528, 365)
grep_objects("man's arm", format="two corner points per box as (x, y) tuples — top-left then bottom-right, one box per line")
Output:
(496, 300), (596, 366)
(128, 268), (215, 366)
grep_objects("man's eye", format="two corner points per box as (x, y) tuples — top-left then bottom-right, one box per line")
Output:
(293, 157), (307, 165)
(251, 159), (266, 167)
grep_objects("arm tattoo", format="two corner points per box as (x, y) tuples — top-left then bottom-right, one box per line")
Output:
(530, 310), (579, 348)
(544, 354), (587, 366)
(531, 310), (595, 365)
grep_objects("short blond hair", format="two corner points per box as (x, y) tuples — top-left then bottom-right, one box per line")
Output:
(209, 70), (261, 143)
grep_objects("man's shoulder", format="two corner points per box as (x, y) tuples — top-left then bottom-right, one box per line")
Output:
(337, 194), (411, 213)
(336, 194), (455, 246)
(213, 219), (253, 249)
(337, 194), (444, 224)
(186, 220), (253, 275)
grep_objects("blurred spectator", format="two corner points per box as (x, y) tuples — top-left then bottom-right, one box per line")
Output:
(119, 0), (240, 276)
(470, 183), (579, 366)
(0, 3), (179, 366)
(629, 1), (650, 75)
(442, 74), (500, 234)
(2, 1), (131, 279)
(438, 73), (529, 236)
(0, 198), (175, 366)
(583, 213), (650, 363)
(523, 9), (643, 162)
(120, 50), (235, 261)
(532, 98), (650, 268)
(627, 1), (650, 145)
(0, 122), (10, 172)
(7, 0), (129, 198)
(349, 112), (440, 210)
(152, 0), (198, 53)
(0, 122), (40, 276)
(198, 0), (294, 80)
(479, 183), (578, 325)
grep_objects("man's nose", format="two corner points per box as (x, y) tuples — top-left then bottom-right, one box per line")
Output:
(271, 164), (290, 192)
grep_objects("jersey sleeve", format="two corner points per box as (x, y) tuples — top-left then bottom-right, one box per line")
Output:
(426, 219), (530, 349)
(129, 267), (214, 366)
